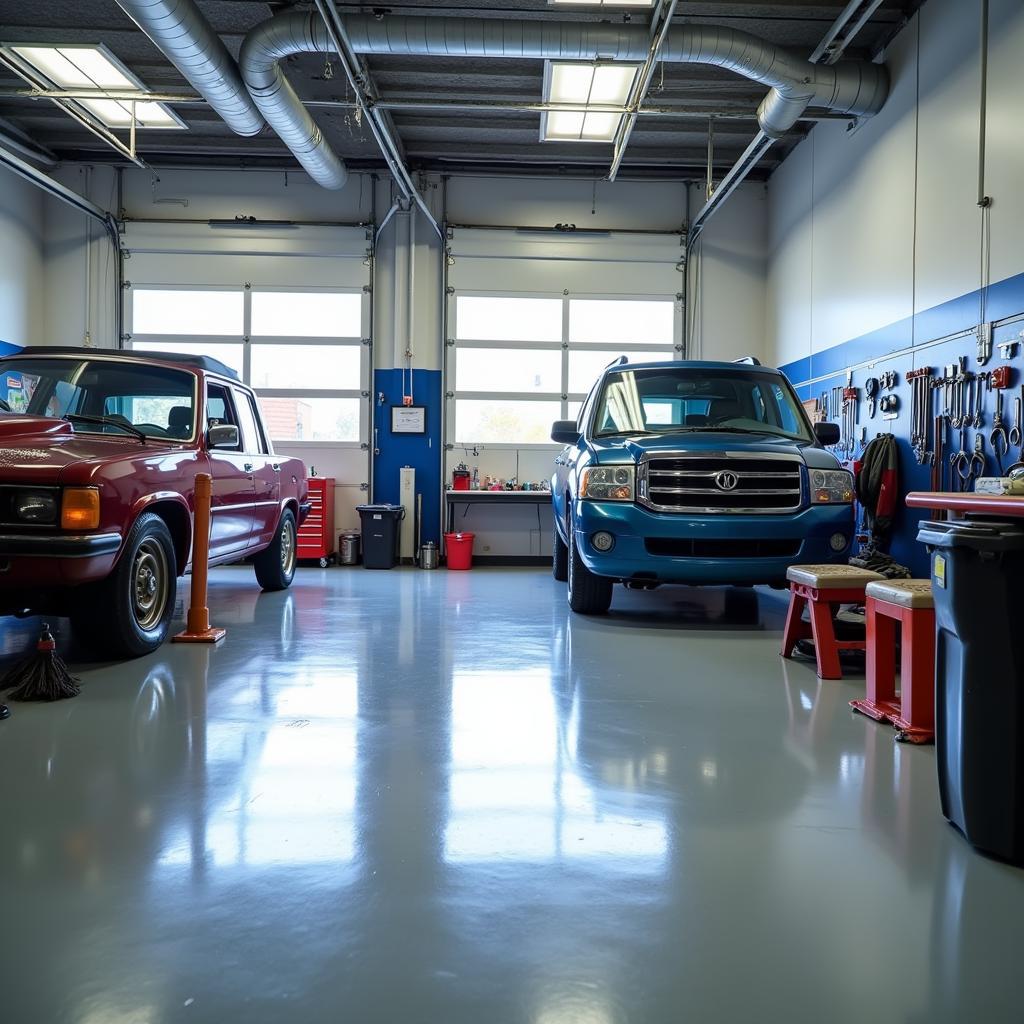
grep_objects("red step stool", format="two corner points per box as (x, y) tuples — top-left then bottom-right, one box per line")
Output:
(851, 579), (935, 744)
(781, 564), (884, 680)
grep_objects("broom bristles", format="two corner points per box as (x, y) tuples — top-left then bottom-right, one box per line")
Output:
(0, 625), (80, 702)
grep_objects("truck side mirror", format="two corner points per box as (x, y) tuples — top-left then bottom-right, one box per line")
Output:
(814, 422), (840, 446)
(551, 420), (581, 445)
(208, 423), (240, 449)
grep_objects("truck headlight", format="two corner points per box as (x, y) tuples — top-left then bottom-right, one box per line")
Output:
(581, 465), (635, 501)
(810, 469), (854, 504)
(14, 491), (57, 524)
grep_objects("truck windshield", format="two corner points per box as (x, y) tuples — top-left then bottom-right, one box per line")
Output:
(593, 367), (813, 442)
(0, 357), (196, 440)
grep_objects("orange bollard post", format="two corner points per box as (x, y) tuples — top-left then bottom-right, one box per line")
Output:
(173, 473), (226, 644)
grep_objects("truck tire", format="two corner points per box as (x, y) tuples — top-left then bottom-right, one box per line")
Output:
(254, 509), (297, 591)
(75, 512), (178, 658)
(567, 517), (612, 614)
(552, 515), (569, 582)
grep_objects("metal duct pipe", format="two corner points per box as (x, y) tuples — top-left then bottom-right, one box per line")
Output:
(114, 0), (264, 137)
(240, 12), (887, 189)
(238, 14), (349, 189)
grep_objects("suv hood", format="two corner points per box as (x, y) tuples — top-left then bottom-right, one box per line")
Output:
(591, 431), (841, 468)
(0, 414), (155, 479)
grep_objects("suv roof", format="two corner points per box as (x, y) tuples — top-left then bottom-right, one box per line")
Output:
(12, 346), (241, 382)
(604, 359), (782, 374)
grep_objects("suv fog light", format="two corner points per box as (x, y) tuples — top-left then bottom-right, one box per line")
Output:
(591, 531), (615, 553)
(830, 533), (849, 552)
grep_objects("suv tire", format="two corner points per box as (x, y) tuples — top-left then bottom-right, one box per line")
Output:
(552, 515), (569, 582)
(567, 517), (612, 614)
(75, 512), (178, 658)
(254, 509), (297, 591)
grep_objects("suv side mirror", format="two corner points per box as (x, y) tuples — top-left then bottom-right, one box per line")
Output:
(551, 420), (581, 445)
(814, 422), (840, 446)
(208, 423), (240, 449)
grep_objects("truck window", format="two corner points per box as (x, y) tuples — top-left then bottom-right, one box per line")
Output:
(232, 387), (266, 454)
(206, 383), (242, 450)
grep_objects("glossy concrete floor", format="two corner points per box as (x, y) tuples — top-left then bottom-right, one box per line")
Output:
(1, 568), (1023, 1024)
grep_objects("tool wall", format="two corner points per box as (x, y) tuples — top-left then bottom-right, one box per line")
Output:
(792, 314), (1024, 576)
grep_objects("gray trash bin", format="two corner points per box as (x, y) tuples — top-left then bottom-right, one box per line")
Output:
(917, 518), (1024, 865)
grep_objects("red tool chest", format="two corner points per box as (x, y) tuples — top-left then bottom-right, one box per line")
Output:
(297, 476), (335, 566)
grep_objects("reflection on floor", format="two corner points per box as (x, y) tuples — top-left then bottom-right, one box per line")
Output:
(1, 568), (1022, 1023)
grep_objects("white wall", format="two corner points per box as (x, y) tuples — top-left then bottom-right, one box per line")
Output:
(766, 0), (1024, 371)
(0, 164), (44, 350)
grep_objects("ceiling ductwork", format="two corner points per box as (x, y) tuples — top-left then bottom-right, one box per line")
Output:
(238, 11), (889, 189)
(114, 0), (264, 138)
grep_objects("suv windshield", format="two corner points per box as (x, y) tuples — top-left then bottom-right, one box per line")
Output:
(0, 357), (196, 440)
(592, 366), (813, 442)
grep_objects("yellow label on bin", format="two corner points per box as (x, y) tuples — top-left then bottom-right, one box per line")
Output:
(934, 554), (946, 589)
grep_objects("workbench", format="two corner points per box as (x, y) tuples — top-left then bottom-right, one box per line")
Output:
(905, 492), (1024, 517)
(444, 489), (553, 565)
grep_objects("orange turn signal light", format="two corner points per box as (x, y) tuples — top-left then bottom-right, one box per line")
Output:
(61, 487), (101, 530)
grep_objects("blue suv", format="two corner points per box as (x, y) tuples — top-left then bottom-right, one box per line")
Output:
(550, 359), (854, 613)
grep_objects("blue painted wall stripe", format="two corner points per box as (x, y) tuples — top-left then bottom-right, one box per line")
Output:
(778, 271), (1024, 576)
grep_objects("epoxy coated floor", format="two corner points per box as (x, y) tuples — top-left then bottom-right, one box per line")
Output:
(1, 568), (1022, 1024)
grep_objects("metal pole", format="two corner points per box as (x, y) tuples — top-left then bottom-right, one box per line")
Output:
(608, 0), (679, 182)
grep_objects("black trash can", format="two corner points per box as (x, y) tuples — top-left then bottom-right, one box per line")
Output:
(917, 518), (1024, 865)
(356, 504), (405, 569)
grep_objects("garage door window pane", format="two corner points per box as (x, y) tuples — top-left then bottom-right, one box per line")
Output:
(456, 296), (562, 342)
(251, 291), (361, 338)
(568, 350), (674, 393)
(456, 348), (561, 393)
(455, 400), (561, 444)
(251, 345), (360, 390)
(259, 397), (360, 442)
(569, 299), (674, 345)
(131, 341), (243, 378)
(132, 289), (243, 336)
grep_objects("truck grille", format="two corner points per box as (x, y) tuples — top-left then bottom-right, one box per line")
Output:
(639, 454), (803, 514)
(645, 537), (802, 558)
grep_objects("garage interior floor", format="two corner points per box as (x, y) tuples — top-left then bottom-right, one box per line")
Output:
(1, 566), (1022, 1023)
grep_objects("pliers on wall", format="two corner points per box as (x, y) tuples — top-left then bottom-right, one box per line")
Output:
(990, 388), (1010, 474)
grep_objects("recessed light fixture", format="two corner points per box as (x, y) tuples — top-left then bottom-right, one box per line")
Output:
(2, 43), (184, 129)
(540, 61), (640, 143)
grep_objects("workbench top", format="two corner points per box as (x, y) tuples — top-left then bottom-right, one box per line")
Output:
(906, 491), (1024, 517)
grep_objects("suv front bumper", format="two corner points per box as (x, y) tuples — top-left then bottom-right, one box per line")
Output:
(572, 500), (854, 585)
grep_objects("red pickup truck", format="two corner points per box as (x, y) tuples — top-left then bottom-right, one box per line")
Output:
(0, 347), (309, 657)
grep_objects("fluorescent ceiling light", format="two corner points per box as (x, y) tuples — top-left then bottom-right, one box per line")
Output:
(541, 61), (640, 143)
(4, 43), (184, 129)
(549, 1), (654, 7)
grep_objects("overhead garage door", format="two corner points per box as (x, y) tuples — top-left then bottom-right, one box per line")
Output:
(444, 227), (684, 451)
(121, 220), (372, 534)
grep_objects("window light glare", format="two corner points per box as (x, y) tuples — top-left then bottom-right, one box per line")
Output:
(78, 97), (179, 128)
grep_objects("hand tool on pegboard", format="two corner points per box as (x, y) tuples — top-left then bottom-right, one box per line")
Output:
(865, 376), (879, 418)
(1009, 385), (1023, 452)
(908, 367), (934, 464)
(990, 388), (1010, 474)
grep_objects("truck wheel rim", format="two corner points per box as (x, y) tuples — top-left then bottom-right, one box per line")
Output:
(133, 540), (168, 631)
(281, 518), (296, 576)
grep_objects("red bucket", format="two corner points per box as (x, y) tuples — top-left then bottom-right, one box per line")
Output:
(444, 531), (475, 570)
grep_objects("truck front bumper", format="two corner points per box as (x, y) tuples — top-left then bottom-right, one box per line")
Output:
(572, 501), (854, 586)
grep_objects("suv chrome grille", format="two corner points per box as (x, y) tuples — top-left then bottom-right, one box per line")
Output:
(639, 453), (803, 514)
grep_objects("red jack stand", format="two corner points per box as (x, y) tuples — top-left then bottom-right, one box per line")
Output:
(781, 565), (883, 679)
(851, 580), (935, 744)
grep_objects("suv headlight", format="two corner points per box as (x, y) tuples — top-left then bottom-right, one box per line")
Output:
(810, 469), (854, 504)
(14, 490), (57, 524)
(581, 465), (635, 501)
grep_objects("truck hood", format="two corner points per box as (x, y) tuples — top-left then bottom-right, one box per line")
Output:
(0, 414), (162, 479)
(590, 431), (842, 469)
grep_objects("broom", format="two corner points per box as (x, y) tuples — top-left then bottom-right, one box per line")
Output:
(0, 624), (80, 702)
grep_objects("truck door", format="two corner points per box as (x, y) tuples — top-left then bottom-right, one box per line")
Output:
(232, 385), (280, 549)
(205, 382), (256, 559)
